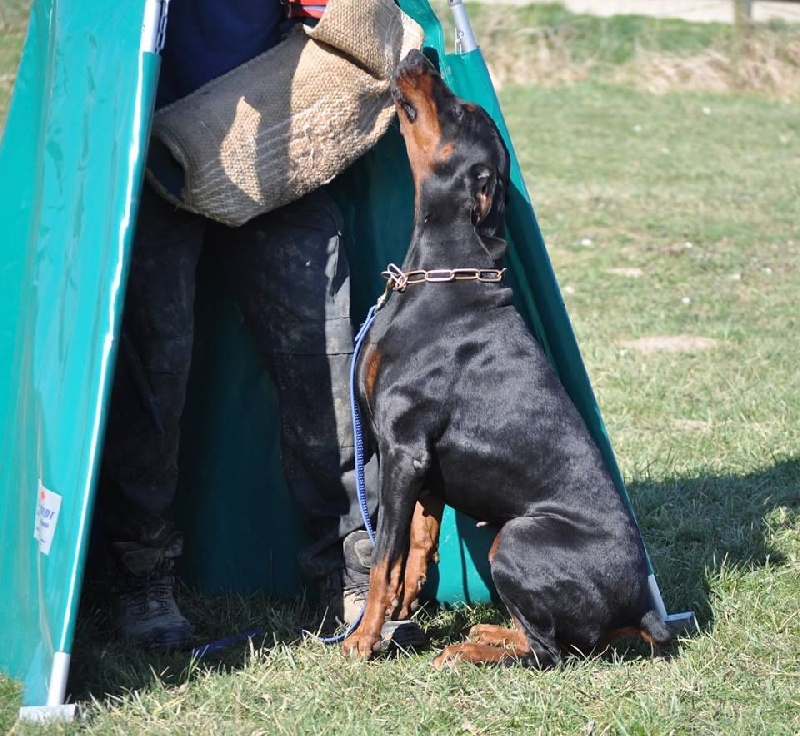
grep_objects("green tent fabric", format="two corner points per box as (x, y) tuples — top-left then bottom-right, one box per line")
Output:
(0, 0), (684, 717)
(0, 0), (162, 718)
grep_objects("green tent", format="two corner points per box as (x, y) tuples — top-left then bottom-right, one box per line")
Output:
(0, 0), (690, 719)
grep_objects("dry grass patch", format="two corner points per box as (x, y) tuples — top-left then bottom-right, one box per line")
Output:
(616, 34), (800, 98)
(483, 22), (597, 89)
(489, 35), (800, 98)
(463, 4), (800, 98)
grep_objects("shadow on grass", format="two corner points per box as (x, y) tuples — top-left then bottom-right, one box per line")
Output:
(67, 592), (318, 705)
(629, 456), (800, 630)
(66, 458), (799, 705)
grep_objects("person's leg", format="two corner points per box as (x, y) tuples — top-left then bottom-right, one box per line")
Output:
(210, 188), (379, 623)
(95, 185), (205, 649)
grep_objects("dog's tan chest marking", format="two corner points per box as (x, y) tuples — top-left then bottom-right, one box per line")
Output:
(364, 345), (383, 405)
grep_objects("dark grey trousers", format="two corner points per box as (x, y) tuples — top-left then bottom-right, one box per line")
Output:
(97, 184), (376, 578)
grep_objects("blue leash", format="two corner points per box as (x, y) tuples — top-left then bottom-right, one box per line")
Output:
(350, 301), (384, 546)
(311, 296), (386, 643)
(192, 629), (265, 659)
(192, 293), (388, 658)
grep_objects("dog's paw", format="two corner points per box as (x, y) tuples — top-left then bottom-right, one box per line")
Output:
(467, 623), (522, 648)
(431, 645), (464, 670)
(466, 624), (495, 644)
(342, 632), (379, 659)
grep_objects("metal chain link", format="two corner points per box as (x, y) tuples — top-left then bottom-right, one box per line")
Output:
(381, 263), (506, 293)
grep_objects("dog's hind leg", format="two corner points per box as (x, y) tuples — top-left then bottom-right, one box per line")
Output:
(399, 493), (444, 619)
(433, 641), (526, 669)
(462, 530), (533, 651)
(467, 622), (529, 649)
(486, 517), (566, 669)
(431, 519), (563, 668)
(463, 529), (528, 649)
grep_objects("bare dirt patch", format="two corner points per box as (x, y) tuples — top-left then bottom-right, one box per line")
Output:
(606, 267), (644, 278)
(619, 334), (722, 353)
(673, 419), (713, 431)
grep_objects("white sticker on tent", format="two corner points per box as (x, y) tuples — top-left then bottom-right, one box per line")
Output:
(34, 481), (62, 556)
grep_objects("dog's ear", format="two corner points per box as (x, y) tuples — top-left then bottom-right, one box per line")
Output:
(470, 164), (496, 226)
(477, 174), (507, 239)
(478, 128), (511, 241)
(468, 165), (507, 262)
(470, 161), (508, 242)
(476, 172), (508, 264)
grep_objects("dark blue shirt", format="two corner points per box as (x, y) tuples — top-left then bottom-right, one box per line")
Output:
(156, 0), (285, 108)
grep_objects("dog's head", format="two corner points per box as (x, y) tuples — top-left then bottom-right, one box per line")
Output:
(391, 50), (510, 255)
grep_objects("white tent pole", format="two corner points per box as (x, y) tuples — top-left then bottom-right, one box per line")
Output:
(448, 0), (478, 53)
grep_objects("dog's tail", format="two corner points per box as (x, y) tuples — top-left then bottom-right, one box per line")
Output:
(639, 609), (672, 648)
(599, 610), (672, 650)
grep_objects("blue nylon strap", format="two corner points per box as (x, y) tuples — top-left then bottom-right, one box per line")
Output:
(350, 302), (382, 544)
(314, 300), (385, 643)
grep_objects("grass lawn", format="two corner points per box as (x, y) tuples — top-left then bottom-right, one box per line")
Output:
(1, 3), (799, 734)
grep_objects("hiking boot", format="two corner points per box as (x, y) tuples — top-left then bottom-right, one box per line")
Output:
(318, 530), (371, 625)
(342, 529), (374, 624)
(107, 534), (193, 651)
(319, 530), (427, 650)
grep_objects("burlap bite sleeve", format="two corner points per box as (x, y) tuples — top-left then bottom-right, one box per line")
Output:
(146, 0), (424, 226)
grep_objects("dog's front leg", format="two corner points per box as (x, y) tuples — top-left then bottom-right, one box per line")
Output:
(342, 449), (424, 659)
(399, 493), (444, 619)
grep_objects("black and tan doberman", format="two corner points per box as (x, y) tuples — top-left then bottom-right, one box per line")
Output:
(342, 49), (670, 667)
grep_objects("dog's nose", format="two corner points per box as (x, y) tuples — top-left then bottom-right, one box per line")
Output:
(396, 49), (433, 79)
(404, 49), (427, 68)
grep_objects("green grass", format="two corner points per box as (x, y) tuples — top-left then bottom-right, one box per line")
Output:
(2, 3), (800, 734)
